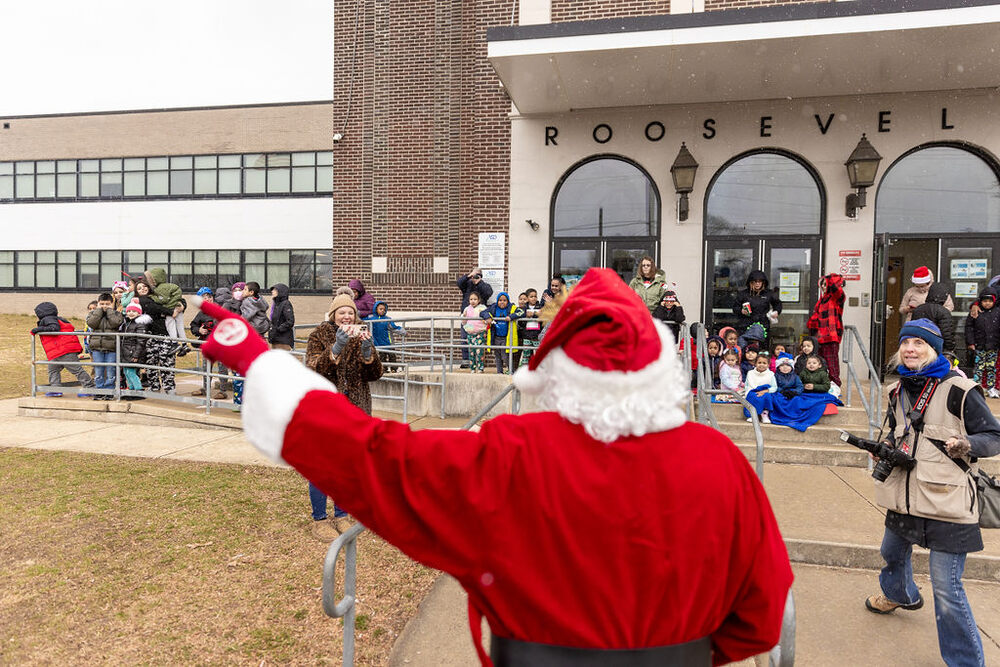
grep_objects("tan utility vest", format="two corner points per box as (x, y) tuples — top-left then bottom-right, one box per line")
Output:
(875, 376), (980, 524)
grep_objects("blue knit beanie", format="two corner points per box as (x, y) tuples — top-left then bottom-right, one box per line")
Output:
(196, 287), (214, 298)
(899, 318), (943, 354)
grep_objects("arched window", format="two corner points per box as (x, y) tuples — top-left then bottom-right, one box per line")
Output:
(876, 145), (1000, 234)
(550, 156), (660, 283)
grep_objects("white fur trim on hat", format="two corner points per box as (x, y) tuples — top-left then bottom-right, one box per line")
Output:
(241, 350), (337, 463)
(515, 320), (689, 443)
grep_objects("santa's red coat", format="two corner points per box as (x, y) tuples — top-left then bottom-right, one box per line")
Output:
(277, 389), (793, 665)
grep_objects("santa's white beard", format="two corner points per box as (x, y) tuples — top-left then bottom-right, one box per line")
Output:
(515, 320), (690, 443)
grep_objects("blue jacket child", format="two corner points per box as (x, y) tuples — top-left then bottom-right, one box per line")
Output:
(773, 353), (804, 398)
(364, 300), (403, 348)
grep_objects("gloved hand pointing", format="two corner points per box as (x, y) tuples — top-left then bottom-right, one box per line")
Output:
(191, 295), (270, 376)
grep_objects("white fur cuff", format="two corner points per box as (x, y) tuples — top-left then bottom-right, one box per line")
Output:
(241, 351), (337, 463)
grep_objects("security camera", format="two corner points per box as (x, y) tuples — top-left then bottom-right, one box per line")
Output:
(332, 133), (344, 143)
(526, 219), (540, 231)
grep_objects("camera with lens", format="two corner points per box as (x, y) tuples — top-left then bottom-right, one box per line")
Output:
(838, 430), (917, 482)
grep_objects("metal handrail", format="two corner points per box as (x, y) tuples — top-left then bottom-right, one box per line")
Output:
(841, 324), (883, 440)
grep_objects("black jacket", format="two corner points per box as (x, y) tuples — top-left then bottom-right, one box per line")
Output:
(31, 302), (65, 334)
(913, 283), (956, 353)
(652, 304), (685, 341)
(189, 310), (215, 342)
(457, 275), (494, 310)
(137, 294), (171, 337)
(966, 288), (1000, 350)
(732, 270), (782, 334)
(268, 283), (296, 347)
(120, 315), (151, 363)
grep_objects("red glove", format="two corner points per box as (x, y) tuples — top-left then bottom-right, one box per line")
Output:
(191, 295), (269, 376)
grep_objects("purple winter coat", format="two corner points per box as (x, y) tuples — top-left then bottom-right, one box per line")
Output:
(349, 279), (376, 319)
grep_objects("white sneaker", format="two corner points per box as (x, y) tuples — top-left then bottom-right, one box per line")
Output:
(761, 412), (772, 424)
(746, 417), (753, 422)
(989, 388), (1000, 399)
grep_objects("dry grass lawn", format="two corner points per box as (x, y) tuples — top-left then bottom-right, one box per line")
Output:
(0, 448), (437, 665)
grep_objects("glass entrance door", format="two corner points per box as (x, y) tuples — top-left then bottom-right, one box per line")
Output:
(553, 239), (657, 286)
(705, 239), (758, 334)
(607, 240), (657, 284)
(871, 233), (889, 377)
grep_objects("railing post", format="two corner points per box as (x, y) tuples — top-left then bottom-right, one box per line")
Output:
(114, 332), (121, 401)
(30, 336), (37, 397)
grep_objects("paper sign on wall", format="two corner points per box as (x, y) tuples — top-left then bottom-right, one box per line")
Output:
(779, 287), (800, 302)
(478, 233), (506, 269)
(779, 272), (799, 287)
(481, 269), (505, 301)
(955, 282), (979, 298)
(951, 259), (988, 280)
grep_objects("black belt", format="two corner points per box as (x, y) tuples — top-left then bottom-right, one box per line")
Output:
(490, 635), (711, 667)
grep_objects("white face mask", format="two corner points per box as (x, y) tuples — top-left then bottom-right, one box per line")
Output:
(232, 290), (244, 300)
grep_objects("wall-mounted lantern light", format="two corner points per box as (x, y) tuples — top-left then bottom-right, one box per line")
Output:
(844, 133), (883, 218)
(670, 142), (699, 222)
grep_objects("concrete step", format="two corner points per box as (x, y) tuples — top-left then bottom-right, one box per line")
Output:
(709, 402), (873, 426)
(718, 420), (858, 444)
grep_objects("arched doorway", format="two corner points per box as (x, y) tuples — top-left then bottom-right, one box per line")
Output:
(703, 150), (826, 346)
(550, 155), (660, 285)
(872, 143), (1000, 370)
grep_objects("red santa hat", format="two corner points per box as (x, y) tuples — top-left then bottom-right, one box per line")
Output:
(912, 266), (932, 285)
(513, 268), (688, 442)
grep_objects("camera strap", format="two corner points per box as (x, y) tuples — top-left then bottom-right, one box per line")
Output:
(897, 379), (940, 453)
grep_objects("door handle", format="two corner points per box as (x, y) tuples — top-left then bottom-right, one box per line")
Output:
(873, 300), (883, 324)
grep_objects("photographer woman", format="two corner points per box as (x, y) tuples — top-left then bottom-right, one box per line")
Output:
(867, 319), (1000, 666)
(303, 287), (384, 541)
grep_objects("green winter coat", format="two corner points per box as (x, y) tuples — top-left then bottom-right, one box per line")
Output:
(145, 267), (183, 309)
(628, 269), (668, 314)
(799, 367), (831, 393)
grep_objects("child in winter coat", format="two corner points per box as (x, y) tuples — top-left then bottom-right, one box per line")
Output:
(705, 335), (725, 389)
(31, 301), (95, 396)
(516, 289), (543, 368)
(240, 281), (271, 336)
(144, 267), (187, 354)
(719, 349), (744, 395)
(119, 301), (151, 398)
(966, 288), (1000, 397)
(268, 283), (295, 350)
(793, 336), (821, 376)
(652, 291), (685, 341)
(799, 354), (831, 394)
(462, 292), (488, 373)
(773, 354), (804, 399)
(85, 292), (125, 399)
(912, 282), (956, 354)
(769, 343), (787, 372)
(189, 288), (227, 400)
(740, 344), (760, 382)
(480, 291), (522, 375)
(806, 273), (846, 388)
(365, 300), (404, 366)
(719, 326), (742, 359)
(744, 353), (776, 423)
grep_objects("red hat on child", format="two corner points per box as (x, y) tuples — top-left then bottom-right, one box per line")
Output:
(912, 266), (932, 285)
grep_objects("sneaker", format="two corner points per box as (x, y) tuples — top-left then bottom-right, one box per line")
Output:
(44, 392), (63, 397)
(191, 388), (206, 397)
(332, 516), (353, 534)
(746, 417), (753, 422)
(761, 412), (772, 424)
(77, 393), (95, 398)
(311, 520), (339, 542)
(989, 388), (1000, 399)
(212, 391), (228, 400)
(865, 592), (923, 614)
(176, 344), (191, 358)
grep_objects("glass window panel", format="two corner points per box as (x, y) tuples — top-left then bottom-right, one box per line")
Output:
(267, 153), (291, 167)
(57, 251), (75, 262)
(267, 264), (290, 288)
(57, 160), (76, 173)
(267, 250), (289, 262)
(100, 265), (120, 288)
(553, 158), (658, 237)
(147, 171), (168, 196)
(0, 163), (13, 175)
(218, 251), (240, 263)
(101, 158), (122, 171)
(0, 175), (14, 199)
(316, 151), (333, 166)
(102, 251), (122, 263)
(243, 153), (265, 168)
(124, 158), (145, 171)
(171, 250), (192, 263)
(17, 264), (34, 287)
(15, 161), (34, 174)
(100, 172), (123, 197)
(194, 170), (217, 194)
(80, 159), (99, 173)
(876, 147), (1000, 234)
(245, 251), (265, 263)
(147, 251), (169, 264)
(36, 174), (56, 197)
(267, 168), (290, 193)
(219, 154), (241, 168)
(17, 251), (34, 263)
(194, 250), (215, 263)
(218, 169), (240, 194)
(80, 251), (99, 262)
(194, 155), (217, 168)
(315, 251), (332, 290)
(171, 264), (194, 290)
(125, 251), (145, 265)
(36, 161), (55, 174)
(194, 264), (216, 288)
(57, 173), (76, 197)
(0, 251), (14, 262)
(15, 175), (34, 198)
(124, 172), (145, 196)
(147, 157), (168, 170)
(316, 166), (332, 192)
(170, 170), (193, 195)
(289, 251), (313, 289)
(170, 156), (193, 169)
(292, 167), (315, 193)
(218, 265), (241, 286)
(292, 152), (316, 166)
(706, 153), (821, 236)
(79, 173), (99, 197)
(79, 265), (100, 289)
(57, 263), (77, 288)
(244, 168), (265, 193)
(37, 251), (55, 263)
(0, 264), (13, 287)
(244, 264), (266, 286)
(36, 264), (56, 288)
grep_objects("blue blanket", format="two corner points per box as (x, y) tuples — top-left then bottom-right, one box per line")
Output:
(743, 391), (842, 432)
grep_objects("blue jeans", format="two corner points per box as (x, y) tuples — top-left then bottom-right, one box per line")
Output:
(308, 482), (346, 521)
(879, 527), (984, 666)
(91, 350), (117, 391)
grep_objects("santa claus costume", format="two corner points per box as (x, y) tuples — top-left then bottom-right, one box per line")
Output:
(193, 268), (793, 666)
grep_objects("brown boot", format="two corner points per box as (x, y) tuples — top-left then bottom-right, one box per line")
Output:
(311, 520), (339, 542)
(212, 391), (227, 400)
(332, 516), (354, 534)
(865, 592), (923, 614)
(191, 387), (206, 397)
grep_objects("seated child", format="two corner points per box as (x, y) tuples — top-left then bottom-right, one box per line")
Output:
(705, 335), (725, 388)
(774, 354), (804, 398)
(32, 301), (95, 397)
(719, 349), (744, 396)
(794, 336), (820, 375)
(799, 354), (831, 393)
(719, 326), (742, 359)
(744, 353), (776, 423)
(769, 343), (787, 372)
(740, 344), (760, 381)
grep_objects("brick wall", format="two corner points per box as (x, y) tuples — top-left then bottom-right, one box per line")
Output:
(332, 0), (511, 311)
(551, 1), (669, 21)
(705, 0), (831, 11)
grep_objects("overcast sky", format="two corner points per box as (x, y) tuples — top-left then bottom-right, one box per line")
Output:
(2, 1), (333, 116)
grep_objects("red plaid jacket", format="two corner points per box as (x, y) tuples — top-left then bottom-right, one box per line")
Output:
(807, 274), (845, 344)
